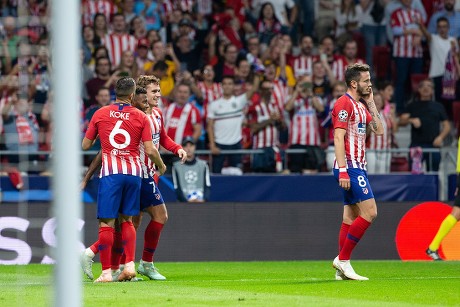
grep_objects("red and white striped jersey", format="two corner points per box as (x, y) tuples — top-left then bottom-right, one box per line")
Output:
(332, 94), (372, 168)
(246, 100), (281, 148)
(367, 111), (392, 150)
(81, 0), (117, 26)
(162, 0), (194, 14)
(292, 55), (314, 78)
(101, 33), (137, 67)
(85, 103), (152, 177)
(289, 95), (321, 146)
(197, 81), (222, 119)
(164, 102), (201, 144)
(272, 79), (288, 110)
(390, 7), (425, 58)
(140, 108), (162, 178)
(332, 56), (365, 81)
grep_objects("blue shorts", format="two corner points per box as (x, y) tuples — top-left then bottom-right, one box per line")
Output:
(333, 167), (374, 205)
(97, 174), (141, 219)
(140, 176), (164, 210)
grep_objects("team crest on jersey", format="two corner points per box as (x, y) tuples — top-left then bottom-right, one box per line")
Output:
(338, 110), (348, 122)
(362, 188), (368, 194)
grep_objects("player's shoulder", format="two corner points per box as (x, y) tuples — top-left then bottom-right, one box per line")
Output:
(152, 107), (163, 117)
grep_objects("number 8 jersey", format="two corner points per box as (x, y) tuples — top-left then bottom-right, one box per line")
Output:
(332, 94), (372, 168)
(85, 103), (153, 177)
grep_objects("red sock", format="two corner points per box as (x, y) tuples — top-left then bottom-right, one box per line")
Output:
(142, 221), (164, 262)
(120, 253), (126, 265)
(98, 227), (114, 270)
(89, 240), (99, 254)
(121, 221), (136, 263)
(338, 222), (350, 253)
(339, 216), (371, 260)
(111, 231), (123, 270)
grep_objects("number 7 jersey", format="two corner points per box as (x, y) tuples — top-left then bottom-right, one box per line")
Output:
(85, 103), (153, 177)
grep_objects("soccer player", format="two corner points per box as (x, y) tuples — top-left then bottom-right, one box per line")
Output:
(82, 77), (166, 283)
(331, 63), (384, 281)
(426, 137), (460, 260)
(80, 77), (187, 281)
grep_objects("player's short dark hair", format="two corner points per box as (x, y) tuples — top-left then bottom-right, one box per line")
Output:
(115, 77), (136, 98)
(344, 63), (370, 87)
(137, 75), (160, 88)
(135, 86), (147, 95)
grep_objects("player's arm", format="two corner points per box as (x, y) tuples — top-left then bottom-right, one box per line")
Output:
(363, 90), (384, 135)
(144, 140), (167, 175)
(334, 127), (350, 190)
(82, 137), (95, 151)
(81, 150), (102, 190)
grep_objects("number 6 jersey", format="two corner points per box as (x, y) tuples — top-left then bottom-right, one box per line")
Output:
(85, 102), (153, 177)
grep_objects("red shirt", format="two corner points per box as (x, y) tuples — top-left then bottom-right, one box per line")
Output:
(163, 102), (201, 144)
(332, 94), (372, 168)
(85, 103), (152, 177)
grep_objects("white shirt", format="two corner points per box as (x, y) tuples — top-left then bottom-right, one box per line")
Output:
(429, 34), (457, 78)
(207, 94), (248, 145)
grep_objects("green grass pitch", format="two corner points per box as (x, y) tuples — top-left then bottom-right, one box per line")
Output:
(1, 261), (459, 306)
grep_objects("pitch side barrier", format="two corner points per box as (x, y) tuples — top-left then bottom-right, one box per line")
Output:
(0, 201), (436, 263)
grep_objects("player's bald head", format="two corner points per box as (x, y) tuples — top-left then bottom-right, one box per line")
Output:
(115, 77), (136, 98)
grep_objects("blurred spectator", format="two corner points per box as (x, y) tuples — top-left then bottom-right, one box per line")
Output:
(318, 35), (337, 67)
(145, 40), (180, 97)
(297, 0), (315, 37)
(134, 0), (161, 31)
(82, 0), (117, 26)
(252, 0), (298, 29)
(101, 13), (137, 67)
(114, 49), (139, 78)
(312, 60), (335, 100)
(82, 25), (101, 68)
(315, 0), (339, 42)
(0, 16), (19, 69)
(385, 0), (426, 44)
(292, 35), (315, 78)
(129, 16), (148, 40)
(366, 93), (396, 174)
(359, 0), (388, 66)
(85, 56), (114, 107)
(83, 87), (111, 151)
(246, 79), (285, 172)
(390, 0), (425, 113)
(207, 75), (260, 174)
(0, 1), (17, 17)
(121, 0), (137, 25)
(80, 49), (95, 104)
(92, 12), (109, 40)
(334, 0), (362, 44)
(332, 39), (365, 81)
(30, 45), (51, 128)
(172, 136), (211, 203)
(135, 38), (153, 75)
(163, 83), (202, 149)
(213, 43), (239, 82)
(418, 16), (458, 117)
(234, 57), (251, 94)
(174, 33), (203, 73)
(399, 79), (451, 172)
(252, 2), (284, 46)
(1, 95), (39, 165)
(427, 0), (460, 38)
(322, 81), (347, 170)
(285, 75), (325, 173)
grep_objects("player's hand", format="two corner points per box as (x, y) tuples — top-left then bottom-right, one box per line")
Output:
(338, 168), (350, 190)
(157, 163), (167, 176)
(177, 148), (187, 163)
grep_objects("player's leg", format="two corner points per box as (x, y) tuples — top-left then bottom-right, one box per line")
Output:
(137, 177), (167, 280)
(427, 206), (460, 260)
(94, 175), (123, 283)
(117, 175), (141, 281)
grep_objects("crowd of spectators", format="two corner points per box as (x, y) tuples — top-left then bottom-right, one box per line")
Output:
(0, 0), (460, 176)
